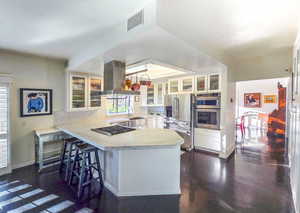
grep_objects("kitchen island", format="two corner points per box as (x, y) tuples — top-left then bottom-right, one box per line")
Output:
(58, 117), (184, 197)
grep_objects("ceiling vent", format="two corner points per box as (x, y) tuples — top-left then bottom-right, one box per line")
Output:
(127, 10), (144, 32)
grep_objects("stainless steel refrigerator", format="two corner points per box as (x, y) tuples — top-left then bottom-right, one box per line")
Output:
(165, 94), (195, 151)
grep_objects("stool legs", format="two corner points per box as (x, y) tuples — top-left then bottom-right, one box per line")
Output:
(78, 152), (87, 198)
(68, 146), (103, 199)
(59, 141), (68, 173)
(69, 148), (80, 186)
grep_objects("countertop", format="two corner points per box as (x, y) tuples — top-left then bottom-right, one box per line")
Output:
(57, 116), (184, 150)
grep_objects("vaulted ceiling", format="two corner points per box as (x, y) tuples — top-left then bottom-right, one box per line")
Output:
(0, 0), (299, 68)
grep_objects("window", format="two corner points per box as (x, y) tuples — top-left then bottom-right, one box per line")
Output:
(106, 95), (134, 116)
(0, 85), (8, 169)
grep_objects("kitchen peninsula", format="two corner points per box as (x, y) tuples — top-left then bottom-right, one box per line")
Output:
(58, 117), (184, 197)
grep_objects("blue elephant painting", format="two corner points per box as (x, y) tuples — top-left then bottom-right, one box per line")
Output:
(27, 93), (45, 112)
(20, 89), (52, 117)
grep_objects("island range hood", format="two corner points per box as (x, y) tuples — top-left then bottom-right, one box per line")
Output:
(102, 60), (140, 95)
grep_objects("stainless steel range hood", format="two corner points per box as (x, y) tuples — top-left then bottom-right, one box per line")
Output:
(102, 60), (140, 95)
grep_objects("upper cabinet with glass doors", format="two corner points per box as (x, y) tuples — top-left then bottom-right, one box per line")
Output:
(181, 77), (194, 93)
(67, 73), (103, 111)
(71, 75), (87, 109)
(169, 79), (180, 94)
(208, 73), (221, 92)
(195, 75), (207, 93)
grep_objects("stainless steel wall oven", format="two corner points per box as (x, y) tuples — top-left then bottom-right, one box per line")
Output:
(194, 94), (221, 129)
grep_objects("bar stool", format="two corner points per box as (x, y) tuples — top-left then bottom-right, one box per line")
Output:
(59, 137), (82, 181)
(68, 143), (103, 198)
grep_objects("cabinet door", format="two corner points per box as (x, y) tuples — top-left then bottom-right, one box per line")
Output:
(169, 79), (179, 94)
(181, 77), (194, 93)
(140, 86), (148, 106)
(89, 78), (102, 108)
(71, 75), (87, 110)
(147, 85), (155, 105)
(164, 82), (168, 95)
(195, 75), (207, 93)
(208, 74), (221, 92)
(157, 83), (163, 105)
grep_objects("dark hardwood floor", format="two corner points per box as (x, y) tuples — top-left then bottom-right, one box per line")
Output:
(0, 128), (295, 212)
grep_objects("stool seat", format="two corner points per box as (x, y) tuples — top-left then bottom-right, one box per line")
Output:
(65, 137), (80, 143)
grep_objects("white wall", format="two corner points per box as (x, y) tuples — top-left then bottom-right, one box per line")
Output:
(0, 50), (66, 168)
(289, 27), (300, 213)
(236, 78), (289, 117)
(0, 50), (146, 169)
(228, 47), (292, 82)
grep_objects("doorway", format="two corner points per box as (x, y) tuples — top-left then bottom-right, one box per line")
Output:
(235, 77), (289, 156)
(0, 82), (11, 176)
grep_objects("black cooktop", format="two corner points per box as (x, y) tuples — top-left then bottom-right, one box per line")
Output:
(91, 125), (136, 136)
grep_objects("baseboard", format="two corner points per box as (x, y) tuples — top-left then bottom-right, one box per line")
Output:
(12, 160), (35, 170)
(291, 183), (299, 213)
(104, 181), (181, 197)
(219, 145), (235, 159)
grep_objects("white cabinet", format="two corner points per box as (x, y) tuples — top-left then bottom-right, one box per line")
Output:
(140, 82), (167, 106)
(89, 77), (103, 109)
(194, 73), (221, 93)
(181, 77), (194, 93)
(147, 85), (155, 105)
(194, 128), (221, 152)
(208, 73), (221, 92)
(66, 72), (103, 111)
(169, 79), (180, 94)
(195, 75), (207, 93)
(156, 83), (164, 105)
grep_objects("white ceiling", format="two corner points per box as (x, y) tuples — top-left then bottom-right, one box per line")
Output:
(0, 0), (151, 58)
(0, 0), (299, 64)
(158, 0), (300, 61)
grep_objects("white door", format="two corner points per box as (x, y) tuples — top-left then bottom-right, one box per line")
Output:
(0, 83), (11, 176)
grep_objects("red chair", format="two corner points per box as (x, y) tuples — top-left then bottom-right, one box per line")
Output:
(236, 115), (245, 137)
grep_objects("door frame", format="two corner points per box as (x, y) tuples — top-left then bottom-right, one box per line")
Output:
(0, 75), (12, 176)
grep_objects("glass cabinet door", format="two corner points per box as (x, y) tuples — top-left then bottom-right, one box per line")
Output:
(147, 85), (154, 105)
(182, 78), (193, 92)
(196, 76), (207, 92)
(165, 83), (168, 95)
(169, 80), (179, 93)
(157, 83), (163, 105)
(209, 74), (220, 91)
(90, 78), (102, 108)
(72, 76), (86, 109)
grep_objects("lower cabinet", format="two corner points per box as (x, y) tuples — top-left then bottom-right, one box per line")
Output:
(194, 128), (221, 152)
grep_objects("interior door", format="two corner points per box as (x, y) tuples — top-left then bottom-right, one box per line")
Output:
(0, 83), (10, 176)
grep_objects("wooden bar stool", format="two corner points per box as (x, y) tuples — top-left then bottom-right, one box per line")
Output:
(68, 143), (103, 198)
(59, 137), (82, 181)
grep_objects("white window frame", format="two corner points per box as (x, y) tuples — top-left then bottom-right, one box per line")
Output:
(0, 75), (12, 176)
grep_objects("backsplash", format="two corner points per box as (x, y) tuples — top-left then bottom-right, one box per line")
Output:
(54, 97), (147, 126)
(147, 106), (165, 115)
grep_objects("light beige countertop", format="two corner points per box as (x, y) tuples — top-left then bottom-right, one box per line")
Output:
(57, 116), (184, 150)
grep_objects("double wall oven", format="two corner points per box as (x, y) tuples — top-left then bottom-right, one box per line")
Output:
(194, 94), (221, 129)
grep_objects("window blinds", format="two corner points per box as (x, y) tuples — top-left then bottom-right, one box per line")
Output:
(0, 85), (8, 169)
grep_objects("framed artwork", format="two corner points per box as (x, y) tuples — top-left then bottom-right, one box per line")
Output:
(264, 95), (277, 104)
(244, 93), (261, 108)
(20, 88), (53, 117)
